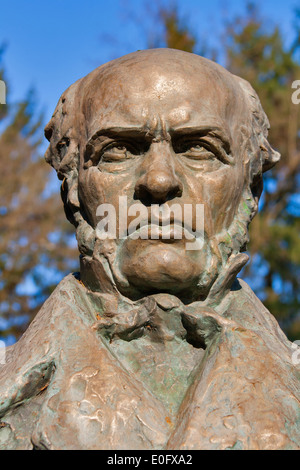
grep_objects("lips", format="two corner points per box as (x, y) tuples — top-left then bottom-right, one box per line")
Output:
(115, 202), (204, 243)
(127, 221), (198, 242)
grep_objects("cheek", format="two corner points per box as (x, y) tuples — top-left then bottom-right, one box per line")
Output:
(78, 168), (134, 227)
(79, 168), (114, 227)
(190, 165), (243, 236)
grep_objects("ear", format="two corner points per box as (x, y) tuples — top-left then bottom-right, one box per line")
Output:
(44, 79), (82, 180)
(260, 138), (280, 172)
(44, 79), (83, 227)
(235, 75), (280, 173)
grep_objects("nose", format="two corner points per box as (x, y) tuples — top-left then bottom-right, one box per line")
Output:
(134, 142), (183, 205)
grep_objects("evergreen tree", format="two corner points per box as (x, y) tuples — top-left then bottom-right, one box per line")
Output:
(224, 4), (300, 340)
(2, 2), (299, 343)
(0, 49), (78, 342)
(154, 2), (300, 340)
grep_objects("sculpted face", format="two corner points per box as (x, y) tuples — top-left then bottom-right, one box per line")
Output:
(77, 52), (248, 300)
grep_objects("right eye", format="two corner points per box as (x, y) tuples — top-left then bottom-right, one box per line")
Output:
(101, 144), (129, 162)
(176, 141), (215, 160)
(97, 141), (142, 164)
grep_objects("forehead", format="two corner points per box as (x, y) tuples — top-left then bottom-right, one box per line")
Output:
(80, 52), (245, 139)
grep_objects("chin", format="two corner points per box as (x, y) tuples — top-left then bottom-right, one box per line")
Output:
(116, 241), (209, 300)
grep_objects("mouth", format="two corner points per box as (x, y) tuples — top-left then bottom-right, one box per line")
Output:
(109, 202), (205, 247)
(126, 220), (200, 242)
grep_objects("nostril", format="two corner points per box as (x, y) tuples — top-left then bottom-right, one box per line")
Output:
(168, 185), (182, 200)
(135, 177), (183, 205)
(134, 184), (154, 206)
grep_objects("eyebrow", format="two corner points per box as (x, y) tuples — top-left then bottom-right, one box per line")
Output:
(87, 125), (232, 152)
(88, 127), (152, 143)
(169, 126), (231, 150)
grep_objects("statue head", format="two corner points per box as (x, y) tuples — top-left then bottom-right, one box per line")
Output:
(44, 49), (279, 302)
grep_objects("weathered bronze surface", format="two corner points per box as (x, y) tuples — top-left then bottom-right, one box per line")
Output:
(0, 49), (299, 450)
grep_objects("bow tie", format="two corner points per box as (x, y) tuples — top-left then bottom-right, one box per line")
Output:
(79, 250), (250, 348)
(87, 288), (227, 350)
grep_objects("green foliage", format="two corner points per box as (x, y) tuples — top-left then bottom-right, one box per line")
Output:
(1, 1), (299, 343)
(0, 52), (78, 342)
(160, 5), (196, 52)
(156, 2), (300, 340)
(224, 4), (300, 340)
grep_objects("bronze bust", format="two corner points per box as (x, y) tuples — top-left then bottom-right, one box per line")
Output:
(0, 49), (299, 450)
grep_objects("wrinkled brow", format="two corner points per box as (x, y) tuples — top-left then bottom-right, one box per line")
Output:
(86, 125), (231, 149)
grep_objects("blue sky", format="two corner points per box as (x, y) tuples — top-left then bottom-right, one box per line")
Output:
(1, 0), (299, 344)
(0, 0), (298, 127)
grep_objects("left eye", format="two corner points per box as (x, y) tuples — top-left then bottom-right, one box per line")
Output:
(186, 144), (208, 153)
(177, 141), (214, 159)
(113, 145), (127, 152)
